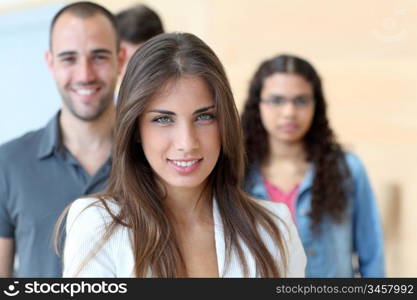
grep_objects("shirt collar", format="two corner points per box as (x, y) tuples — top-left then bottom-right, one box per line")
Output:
(247, 162), (315, 197)
(298, 164), (314, 194)
(37, 111), (62, 160)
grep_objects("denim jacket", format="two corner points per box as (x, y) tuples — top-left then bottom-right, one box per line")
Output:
(244, 152), (385, 277)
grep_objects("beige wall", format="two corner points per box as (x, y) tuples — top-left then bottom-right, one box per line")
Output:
(2, 0), (416, 276)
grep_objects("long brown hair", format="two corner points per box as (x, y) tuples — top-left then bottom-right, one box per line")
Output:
(57, 33), (288, 277)
(241, 54), (352, 232)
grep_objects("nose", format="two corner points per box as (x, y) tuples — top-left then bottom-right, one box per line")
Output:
(74, 58), (97, 83)
(175, 122), (200, 153)
(280, 101), (297, 118)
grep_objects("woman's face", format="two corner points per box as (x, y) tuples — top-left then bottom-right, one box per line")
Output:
(139, 75), (221, 192)
(259, 72), (315, 144)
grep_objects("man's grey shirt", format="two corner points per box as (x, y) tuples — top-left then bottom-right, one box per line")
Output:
(0, 112), (111, 277)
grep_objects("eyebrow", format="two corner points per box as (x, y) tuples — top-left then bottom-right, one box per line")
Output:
(265, 93), (311, 99)
(57, 49), (113, 57)
(193, 105), (215, 114)
(57, 51), (76, 57)
(266, 94), (285, 98)
(148, 105), (215, 115)
(91, 49), (113, 55)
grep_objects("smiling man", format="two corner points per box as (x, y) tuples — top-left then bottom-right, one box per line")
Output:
(0, 1), (124, 277)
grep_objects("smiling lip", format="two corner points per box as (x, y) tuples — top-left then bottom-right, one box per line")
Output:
(168, 158), (203, 175)
(71, 86), (101, 101)
(279, 123), (298, 132)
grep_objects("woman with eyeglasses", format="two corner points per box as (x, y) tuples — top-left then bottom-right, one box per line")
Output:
(58, 36), (306, 277)
(241, 54), (385, 277)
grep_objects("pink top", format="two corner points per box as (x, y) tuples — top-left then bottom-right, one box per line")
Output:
(263, 179), (299, 222)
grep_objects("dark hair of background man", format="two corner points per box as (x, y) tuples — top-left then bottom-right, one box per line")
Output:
(49, 1), (120, 50)
(116, 4), (164, 44)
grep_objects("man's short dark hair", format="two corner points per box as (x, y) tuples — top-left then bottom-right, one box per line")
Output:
(49, 1), (119, 50)
(116, 4), (164, 44)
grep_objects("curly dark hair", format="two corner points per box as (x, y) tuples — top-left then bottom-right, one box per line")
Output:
(241, 54), (352, 231)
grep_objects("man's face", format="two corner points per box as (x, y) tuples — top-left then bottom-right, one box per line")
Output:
(46, 12), (123, 122)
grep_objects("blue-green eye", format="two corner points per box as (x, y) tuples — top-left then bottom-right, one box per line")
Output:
(196, 113), (215, 122)
(152, 116), (173, 124)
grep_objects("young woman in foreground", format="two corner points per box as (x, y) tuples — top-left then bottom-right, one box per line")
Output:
(60, 34), (306, 277)
(242, 54), (385, 277)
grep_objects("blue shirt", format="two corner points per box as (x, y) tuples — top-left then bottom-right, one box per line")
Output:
(244, 152), (385, 277)
(0, 112), (111, 277)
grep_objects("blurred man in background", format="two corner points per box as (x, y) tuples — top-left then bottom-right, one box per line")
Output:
(116, 4), (164, 79)
(0, 1), (124, 277)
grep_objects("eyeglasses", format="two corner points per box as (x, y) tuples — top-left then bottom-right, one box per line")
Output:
(260, 95), (314, 108)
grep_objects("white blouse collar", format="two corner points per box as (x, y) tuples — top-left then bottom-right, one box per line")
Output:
(212, 198), (226, 277)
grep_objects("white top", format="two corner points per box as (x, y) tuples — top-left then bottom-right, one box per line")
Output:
(63, 197), (306, 277)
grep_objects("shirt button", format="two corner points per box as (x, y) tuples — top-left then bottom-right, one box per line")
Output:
(307, 248), (317, 256)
